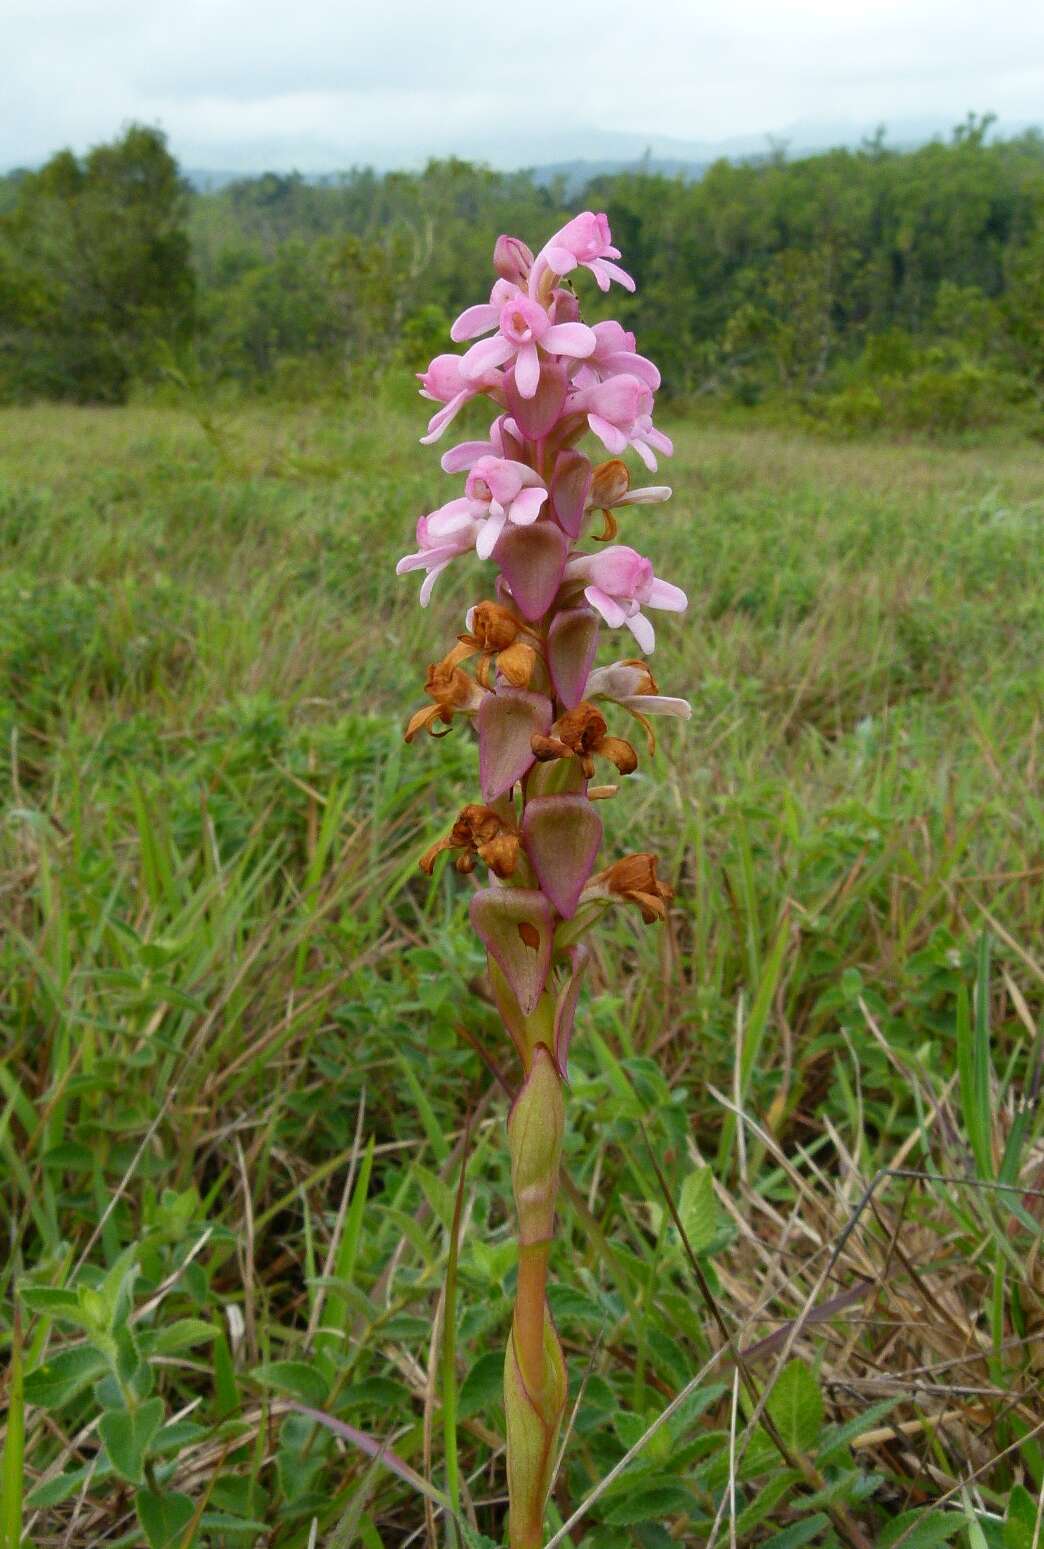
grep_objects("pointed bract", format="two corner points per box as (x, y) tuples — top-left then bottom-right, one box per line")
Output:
(549, 449), (593, 539)
(554, 945), (590, 1077)
(478, 688), (552, 801)
(506, 359), (568, 439)
(547, 607), (599, 708)
(504, 1306), (566, 1549)
(495, 521), (568, 622)
(522, 796), (602, 918)
(471, 888), (555, 1015)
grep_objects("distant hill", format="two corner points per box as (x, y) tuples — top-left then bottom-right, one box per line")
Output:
(171, 114), (1037, 193)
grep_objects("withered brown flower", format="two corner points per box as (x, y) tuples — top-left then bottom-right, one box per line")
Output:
(419, 803), (521, 878)
(404, 659), (485, 743)
(452, 600), (542, 690)
(598, 852), (673, 922)
(530, 701), (638, 779)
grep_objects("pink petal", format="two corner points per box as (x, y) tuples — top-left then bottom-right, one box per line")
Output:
(644, 578), (687, 612)
(506, 360), (568, 440)
(581, 374), (643, 420)
(522, 797), (602, 919)
(450, 303), (499, 342)
(507, 485), (547, 526)
(619, 485), (672, 505)
(478, 689), (552, 801)
(549, 450), (592, 539)
(634, 439), (659, 471)
(626, 610), (656, 653)
(441, 439), (492, 473)
(625, 694), (691, 719)
(420, 391), (470, 444)
(547, 607), (599, 708)
(542, 322), (597, 359)
(461, 335), (515, 380)
(554, 945), (590, 1077)
(593, 259), (635, 292)
(495, 522), (568, 622)
(544, 243), (578, 275)
(584, 585), (628, 629)
(587, 413), (628, 454)
(646, 426), (674, 456)
(418, 561), (451, 606)
(426, 497), (478, 538)
(514, 341), (541, 399)
(476, 508), (507, 560)
(603, 350), (660, 389)
(574, 545), (646, 595)
(470, 888), (554, 1016)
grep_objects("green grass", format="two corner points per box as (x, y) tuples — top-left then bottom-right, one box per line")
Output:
(1, 394), (1042, 1548)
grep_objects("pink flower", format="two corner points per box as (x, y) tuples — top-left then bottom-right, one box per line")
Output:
(417, 353), (506, 444)
(572, 321), (660, 391)
(568, 374), (674, 471)
(563, 546), (687, 653)
(464, 456), (548, 558)
(534, 212), (635, 294)
(451, 283), (596, 399)
(396, 508), (483, 605)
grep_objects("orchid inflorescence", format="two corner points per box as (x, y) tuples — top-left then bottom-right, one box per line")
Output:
(397, 211), (689, 1548)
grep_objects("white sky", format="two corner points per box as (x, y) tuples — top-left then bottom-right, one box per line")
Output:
(4, 0), (1043, 171)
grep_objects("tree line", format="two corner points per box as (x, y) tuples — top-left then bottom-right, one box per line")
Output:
(1, 120), (1041, 431)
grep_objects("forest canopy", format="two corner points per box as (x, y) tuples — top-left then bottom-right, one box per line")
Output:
(1, 119), (1041, 432)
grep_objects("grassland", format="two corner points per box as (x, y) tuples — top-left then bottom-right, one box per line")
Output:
(1, 395), (1042, 1548)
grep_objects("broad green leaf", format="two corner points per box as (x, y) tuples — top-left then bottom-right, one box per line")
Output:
(18, 1287), (81, 1318)
(254, 1360), (329, 1405)
(99, 1396), (165, 1484)
(816, 1397), (899, 1462)
(1004, 1485), (1041, 1549)
(412, 1162), (455, 1231)
(767, 1358), (824, 1453)
(24, 1345), (109, 1409)
(149, 1318), (218, 1354)
(458, 1351), (504, 1419)
(602, 1481), (697, 1526)
(678, 1166), (717, 1254)
(26, 1462), (105, 1509)
(459, 1526), (500, 1549)
(467, 1237), (516, 1286)
(198, 1513), (269, 1532)
(878, 1508), (963, 1548)
(136, 1486), (196, 1548)
(735, 1468), (803, 1534)
(761, 1516), (830, 1549)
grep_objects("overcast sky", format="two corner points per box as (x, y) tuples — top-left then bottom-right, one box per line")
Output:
(5, 0), (1043, 172)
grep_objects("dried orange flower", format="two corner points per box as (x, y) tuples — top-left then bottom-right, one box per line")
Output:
(530, 701), (637, 778)
(420, 803), (521, 878)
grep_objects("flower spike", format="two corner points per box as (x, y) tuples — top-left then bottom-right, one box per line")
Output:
(397, 211), (686, 1548)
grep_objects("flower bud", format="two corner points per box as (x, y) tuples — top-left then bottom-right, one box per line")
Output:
(494, 234), (535, 287)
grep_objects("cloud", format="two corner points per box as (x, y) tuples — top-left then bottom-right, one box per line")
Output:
(3, 0), (1042, 172)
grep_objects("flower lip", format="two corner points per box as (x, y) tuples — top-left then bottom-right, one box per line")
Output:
(499, 296), (546, 345)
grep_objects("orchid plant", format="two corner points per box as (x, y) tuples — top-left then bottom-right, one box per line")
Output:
(398, 212), (689, 1548)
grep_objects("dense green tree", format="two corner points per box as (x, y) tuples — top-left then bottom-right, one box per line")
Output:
(1, 120), (1041, 422)
(0, 125), (195, 401)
